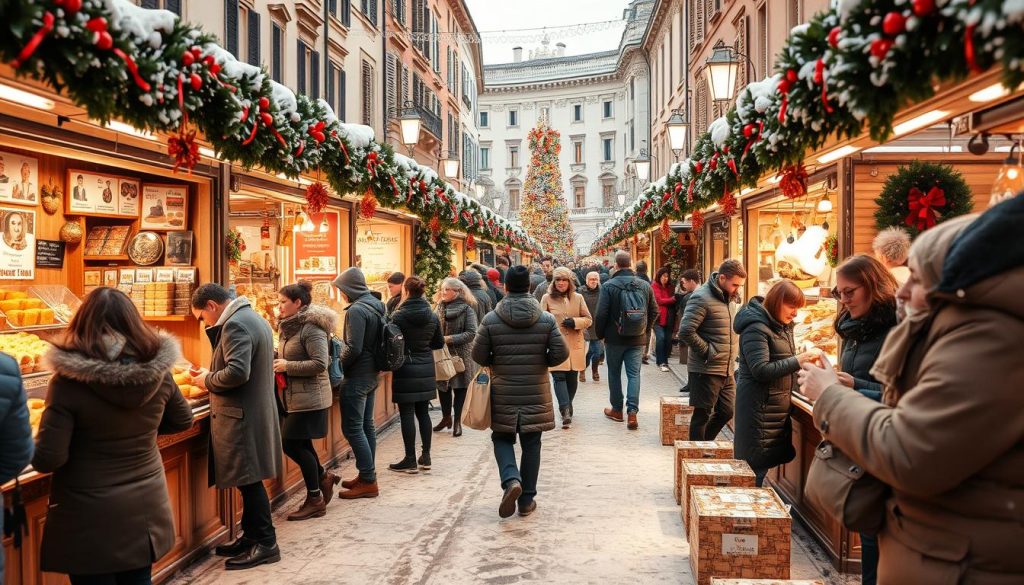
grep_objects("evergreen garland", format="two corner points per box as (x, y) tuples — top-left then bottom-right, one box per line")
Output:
(874, 161), (974, 238)
(414, 227), (453, 297)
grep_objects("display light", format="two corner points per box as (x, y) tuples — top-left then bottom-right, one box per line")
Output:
(319, 215), (329, 233)
(991, 141), (1024, 206)
(0, 82), (55, 110)
(816, 193), (833, 213)
(399, 102), (421, 148)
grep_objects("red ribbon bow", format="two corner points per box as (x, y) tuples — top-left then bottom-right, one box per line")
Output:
(905, 186), (946, 231)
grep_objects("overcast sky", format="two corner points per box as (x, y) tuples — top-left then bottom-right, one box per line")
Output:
(464, 0), (629, 65)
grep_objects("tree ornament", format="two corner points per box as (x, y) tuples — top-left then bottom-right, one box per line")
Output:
(305, 181), (329, 214)
(167, 127), (199, 173)
(428, 215), (441, 236)
(466, 233), (476, 250)
(691, 209), (705, 232)
(828, 26), (842, 49)
(40, 182), (61, 214)
(59, 220), (83, 244)
(181, 50), (195, 66)
(882, 12), (906, 36)
(871, 38), (894, 60)
(719, 191), (737, 216)
(779, 165), (808, 199)
(54, 0), (82, 14)
(874, 161), (973, 237)
(189, 72), (202, 91)
(786, 69), (798, 83)
(912, 0), (935, 17)
(360, 189), (378, 219)
(743, 124), (755, 138)
(694, 161), (704, 174)
(660, 217), (671, 240)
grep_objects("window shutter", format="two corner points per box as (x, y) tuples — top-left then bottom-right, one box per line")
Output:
(271, 23), (282, 82)
(402, 63), (410, 104)
(312, 50), (320, 100)
(247, 11), (260, 66)
(165, 0), (181, 15)
(224, 0), (239, 55)
(339, 68), (347, 120)
(343, 0), (352, 27)
(433, 16), (440, 72)
(370, 0), (378, 26)
(297, 40), (306, 94)
(142, 0), (159, 9)
(362, 61), (373, 126)
(695, 0), (704, 42)
(734, 15), (748, 93)
(385, 54), (397, 115)
(328, 0), (337, 18)
(327, 63), (336, 112)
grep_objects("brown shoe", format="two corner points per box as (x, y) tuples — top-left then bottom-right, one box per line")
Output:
(340, 476), (360, 490)
(579, 370), (586, 383)
(627, 413), (638, 430)
(320, 471), (340, 505)
(592, 364), (600, 382)
(287, 494), (326, 521)
(339, 478), (379, 499)
(433, 416), (453, 432)
(604, 408), (624, 422)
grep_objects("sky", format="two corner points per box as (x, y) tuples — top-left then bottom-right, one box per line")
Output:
(463, 0), (629, 65)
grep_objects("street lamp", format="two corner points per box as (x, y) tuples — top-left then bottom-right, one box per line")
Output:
(493, 196), (502, 210)
(399, 101), (421, 153)
(704, 41), (741, 103)
(617, 193), (626, 206)
(667, 109), (689, 160)
(440, 149), (460, 179)
(474, 183), (486, 199)
(634, 151), (651, 182)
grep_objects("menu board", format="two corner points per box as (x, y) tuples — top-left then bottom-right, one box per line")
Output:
(293, 211), (341, 281)
(0, 206), (36, 279)
(355, 222), (402, 284)
(35, 239), (65, 268)
(0, 150), (39, 206)
(140, 184), (188, 230)
(66, 170), (138, 217)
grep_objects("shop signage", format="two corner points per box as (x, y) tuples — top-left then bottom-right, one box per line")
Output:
(355, 221), (402, 284)
(294, 210), (341, 282)
(34, 239), (65, 268)
(0, 206), (36, 279)
(66, 169), (139, 218)
(712, 223), (730, 241)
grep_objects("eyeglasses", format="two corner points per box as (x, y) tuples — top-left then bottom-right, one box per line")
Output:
(831, 286), (862, 301)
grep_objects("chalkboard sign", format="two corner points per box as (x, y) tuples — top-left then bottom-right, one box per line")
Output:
(35, 239), (66, 268)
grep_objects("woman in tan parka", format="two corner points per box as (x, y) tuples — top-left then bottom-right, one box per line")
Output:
(541, 266), (593, 429)
(799, 201), (1024, 584)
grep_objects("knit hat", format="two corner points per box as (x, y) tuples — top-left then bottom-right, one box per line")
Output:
(504, 265), (531, 293)
(386, 271), (405, 285)
(487, 268), (501, 283)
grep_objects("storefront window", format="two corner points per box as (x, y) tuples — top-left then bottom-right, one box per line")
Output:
(355, 219), (411, 301)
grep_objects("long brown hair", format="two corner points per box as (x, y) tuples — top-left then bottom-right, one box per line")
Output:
(58, 287), (162, 361)
(834, 255), (898, 329)
(764, 279), (806, 323)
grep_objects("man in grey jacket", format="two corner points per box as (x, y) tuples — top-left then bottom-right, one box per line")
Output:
(192, 284), (282, 570)
(677, 259), (746, 441)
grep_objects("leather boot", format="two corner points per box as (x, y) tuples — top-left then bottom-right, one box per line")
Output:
(339, 478), (379, 499)
(215, 537), (254, 557)
(433, 416), (453, 432)
(320, 471), (340, 505)
(287, 493), (326, 521)
(592, 363), (600, 382)
(224, 542), (281, 570)
(452, 418), (463, 437)
(579, 370), (586, 382)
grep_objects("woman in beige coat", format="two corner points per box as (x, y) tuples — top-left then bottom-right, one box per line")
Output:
(541, 267), (593, 429)
(799, 204), (1024, 585)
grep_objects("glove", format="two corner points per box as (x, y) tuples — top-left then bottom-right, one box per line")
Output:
(561, 318), (575, 328)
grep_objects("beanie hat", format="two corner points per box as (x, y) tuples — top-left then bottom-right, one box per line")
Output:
(504, 265), (531, 293)
(386, 271), (406, 285)
(487, 268), (501, 283)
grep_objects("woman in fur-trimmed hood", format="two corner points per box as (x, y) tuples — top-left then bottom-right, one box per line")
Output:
(32, 287), (194, 579)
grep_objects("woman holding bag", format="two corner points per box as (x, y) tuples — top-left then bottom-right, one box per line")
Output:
(434, 278), (478, 437)
(541, 267), (592, 429)
(389, 276), (445, 473)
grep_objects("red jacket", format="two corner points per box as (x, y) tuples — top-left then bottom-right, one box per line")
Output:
(652, 281), (676, 327)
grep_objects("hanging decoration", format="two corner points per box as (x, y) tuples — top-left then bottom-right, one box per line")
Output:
(305, 181), (330, 215)
(874, 161), (973, 237)
(226, 228), (246, 263)
(779, 165), (808, 200)
(167, 127), (200, 174)
(359, 189), (378, 220)
(466, 233), (476, 250)
(825, 234), (839, 268)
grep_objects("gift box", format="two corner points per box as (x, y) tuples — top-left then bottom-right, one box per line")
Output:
(689, 487), (791, 585)
(660, 397), (694, 446)
(711, 580), (823, 585)
(681, 459), (757, 533)
(674, 440), (734, 504)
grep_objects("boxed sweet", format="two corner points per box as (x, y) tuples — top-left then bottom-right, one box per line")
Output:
(711, 580), (823, 585)
(674, 440), (734, 504)
(660, 396), (694, 446)
(681, 460), (757, 531)
(689, 487), (791, 585)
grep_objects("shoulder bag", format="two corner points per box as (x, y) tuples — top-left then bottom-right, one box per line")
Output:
(439, 306), (466, 374)
(461, 368), (491, 431)
(805, 440), (890, 535)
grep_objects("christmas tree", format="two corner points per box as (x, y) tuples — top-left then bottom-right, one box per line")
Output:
(519, 122), (575, 260)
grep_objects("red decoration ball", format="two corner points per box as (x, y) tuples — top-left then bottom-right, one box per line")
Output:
(828, 26), (842, 49)
(871, 38), (894, 60)
(743, 124), (754, 138)
(778, 79), (791, 94)
(63, 0), (82, 14)
(912, 0), (935, 17)
(190, 46), (202, 58)
(709, 158), (718, 171)
(882, 12), (906, 36)
(95, 31), (113, 51)
(189, 73), (203, 91)
(85, 17), (107, 32)
(261, 112), (274, 126)
(786, 69), (798, 83)
(258, 96), (270, 110)
(694, 161), (703, 174)
(209, 63), (221, 75)
(181, 51), (195, 66)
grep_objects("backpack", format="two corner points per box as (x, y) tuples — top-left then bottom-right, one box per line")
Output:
(367, 304), (405, 372)
(327, 335), (344, 389)
(613, 277), (649, 337)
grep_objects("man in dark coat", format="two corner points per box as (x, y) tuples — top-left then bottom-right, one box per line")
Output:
(459, 268), (494, 321)
(579, 271), (603, 382)
(333, 267), (386, 498)
(472, 266), (569, 519)
(0, 353), (32, 581)
(675, 269), (702, 387)
(192, 284), (282, 569)
(595, 251), (658, 430)
(678, 259), (746, 441)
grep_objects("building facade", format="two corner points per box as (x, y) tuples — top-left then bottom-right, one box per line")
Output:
(478, 0), (653, 255)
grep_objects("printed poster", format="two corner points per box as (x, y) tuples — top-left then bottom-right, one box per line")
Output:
(294, 211), (341, 281)
(0, 150), (39, 206)
(0, 207), (35, 279)
(355, 222), (402, 285)
(141, 184), (188, 230)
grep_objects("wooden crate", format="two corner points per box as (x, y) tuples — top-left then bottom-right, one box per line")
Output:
(673, 440), (734, 504)
(681, 460), (757, 533)
(660, 397), (694, 445)
(711, 580), (824, 585)
(689, 487), (792, 585)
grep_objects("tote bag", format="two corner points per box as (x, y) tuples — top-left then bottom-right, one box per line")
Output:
(433, 346), (457, 381)
(461, 368), (491, 431)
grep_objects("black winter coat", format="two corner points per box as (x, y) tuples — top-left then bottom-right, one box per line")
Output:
(733, 297), (799, 471)
(678, 273), (738, 376)
(340, 293), (386, 378)
(594, 269), (659, 346)
(836, 306), (897, 401)
(472, 293), (569, 433)
(391, 297), (444, 403)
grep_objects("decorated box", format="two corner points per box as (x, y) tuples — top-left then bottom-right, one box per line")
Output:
(710, 580), (823, 585)
(674, 440), (734, 504)
(681, 459), (757, 532)
(660, 396), (694, 445)
(689, 487), (791, 585)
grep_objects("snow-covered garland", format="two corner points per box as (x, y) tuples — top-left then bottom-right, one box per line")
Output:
(590, 0), (1024, 254)
(0, 0), (541, 256)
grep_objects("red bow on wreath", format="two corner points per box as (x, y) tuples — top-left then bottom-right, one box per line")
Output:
(905, 186), (946, 231)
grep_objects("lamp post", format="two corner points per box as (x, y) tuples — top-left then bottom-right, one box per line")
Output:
(667, 108), (689, 161)
(439, 148), (460, 180)
(398, 100), (421, 156)
(703, 40), (758, 106)
(492, 195), (502, 211)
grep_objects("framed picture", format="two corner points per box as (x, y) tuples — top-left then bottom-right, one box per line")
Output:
(103, 269), (119, 288)
(165, 230), (193, 265)
(118, 178), (140, 216)
(0, 206), (36, 279)
(141, 184), (188, 230)
(0, 150), (39, 206)
(67, 170), (125, 216)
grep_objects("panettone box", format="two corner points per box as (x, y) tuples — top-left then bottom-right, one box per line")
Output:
(674, 440), (734, 504)
(689, 487), (791, 585)
(681, 459), (757, 532)
(660, 397), (694, 446)
(710, 580), (823, 585)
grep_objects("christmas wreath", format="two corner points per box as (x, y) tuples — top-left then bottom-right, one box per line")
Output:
(874, 161), (974, 238)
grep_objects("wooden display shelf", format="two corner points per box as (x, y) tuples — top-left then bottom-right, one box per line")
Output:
(83, 254), (130, 261)
(143, 315), (190, 322)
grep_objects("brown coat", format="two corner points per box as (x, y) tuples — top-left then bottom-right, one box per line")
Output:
(32, 334), (194, 574)
(541, 292), (593, 371)
(813, 266), (1024, 584)
(277, 304), (337, 413)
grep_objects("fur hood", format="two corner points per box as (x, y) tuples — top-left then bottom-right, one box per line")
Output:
(43, 333), (182, 409)
(279, 304), (338, 338)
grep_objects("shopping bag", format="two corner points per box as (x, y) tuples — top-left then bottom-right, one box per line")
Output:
(433, 347), (457, 381)
(461, 368), (491, 431)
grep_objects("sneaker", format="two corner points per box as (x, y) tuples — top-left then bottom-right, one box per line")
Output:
(660, 365), (670, 372)
(389, 457), (419, 474)
(418, 452), (432, 470)
(499, 480), (523, 518)
(518, 499), (538, 517)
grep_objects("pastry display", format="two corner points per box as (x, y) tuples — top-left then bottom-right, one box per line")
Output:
(27, 397), (45, 437)
(0, 332), (52, 373)
(171, 365), (207, 400)
(794, 299), (838, 363)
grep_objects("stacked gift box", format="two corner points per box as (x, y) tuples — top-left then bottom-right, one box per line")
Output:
(673, 440), (734, 504)
(680, 459), (757, 532)
(660, 396), (695, 446)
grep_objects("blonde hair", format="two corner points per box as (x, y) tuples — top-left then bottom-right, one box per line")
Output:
(436, 277), (477, 306)
(872, 227), (911, 267)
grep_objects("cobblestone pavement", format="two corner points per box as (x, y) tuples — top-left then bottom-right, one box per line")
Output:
(170, 362), (860, 585)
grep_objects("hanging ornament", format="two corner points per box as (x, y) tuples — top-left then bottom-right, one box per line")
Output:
(779, 165), (808, 199)
(54, 0), (82, 13)
(912, 0), (935, 17)
(305, 181), (329, 214)
(40, 182), (62, 215)
(828, 26), (842, 49)
(360, 188), (378, 219)
(814, 58), (834, 113)
(660, 218), (671, 240)
(871, 38), (894, 60)
(691, 209), (705, 233)
(719, 191), (737, 216)
(59, 220), (83, 244)
(882, 12), (906, 36)
(467, 233), (476, 250)
(428, 215), (442, 237)
(167, 127), (200, 174)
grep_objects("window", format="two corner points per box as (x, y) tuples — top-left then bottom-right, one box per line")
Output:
(297, 41), (318, 97)
(574, 186), (585, 209)
(479, 111), (489, 128)
(271, 22), (284, 83)
(573, 104), (582, 122)
(413, 1), (428, 57)
(326, 61), (346, 120)
(508, 145), (519, 168)
(480, 147), (490, 170)
(509, 188), (520, 211)
(224, 0), (239, 55)
(573, 139), (583, 164)
(788, 0), (801, 29)
(695, 0), (705, 43)
(246, 10), (260, 66)
(602, 137), (613, 162)
(385, 53), (399, 117)
(141, 0), (181, 15)
(629, 121), (635, 151)
(602, 182), (614, 207)
(508, 109), (518, 127)
(758, 3), (768, 82)
(361, 60), (374, 127)
(392, 0), (406, 25)
(431, 14), (441, 73)
(603, 100), (612, 118)
(540, 106), (550, 121)
(360, 0), (378, 26)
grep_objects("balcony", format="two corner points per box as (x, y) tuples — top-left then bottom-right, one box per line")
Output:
(411, 103), (442, 140)
(569, 207), (615, 218)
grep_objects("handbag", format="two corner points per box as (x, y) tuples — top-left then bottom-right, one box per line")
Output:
(437, 307), (466, 375)
(461, 368), (491, 431)
(433, 346), (457, 381)
(805, 440), (890, 535)
(450, 353), (466, 373)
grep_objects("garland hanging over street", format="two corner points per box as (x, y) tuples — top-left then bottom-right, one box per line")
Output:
(589, 0), (1024, 254)
(0, 0), (541, 256)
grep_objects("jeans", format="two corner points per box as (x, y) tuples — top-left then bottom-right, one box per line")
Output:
(585, 339), (605, 367)
(491, 428), (542, 505)
(688, 372), (735, 441)
(282, 439), (324, 493)
(861, 533), (879, 585)
(653, 324), (672, 365)
(70, 568), (152, 585)
(340, 376), (378, 482)
(238, 481), (275, 546)
(605, 344), (642, 414)
(551, 371), (579, 411)
(399, 401), (432, 458)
